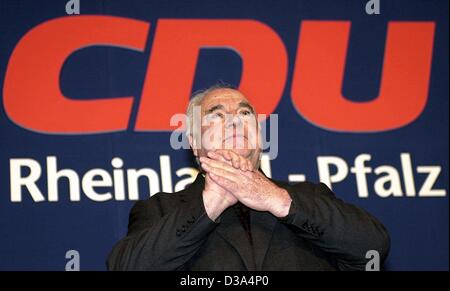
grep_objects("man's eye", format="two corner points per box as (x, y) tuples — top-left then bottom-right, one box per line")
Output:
(239, 110), (252, 116)
(209, 112), (224, 119)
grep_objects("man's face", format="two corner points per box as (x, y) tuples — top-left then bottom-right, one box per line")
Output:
(190, 88), (261, 166)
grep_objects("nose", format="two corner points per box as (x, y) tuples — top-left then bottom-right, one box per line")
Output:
(225, 114), (242, 128)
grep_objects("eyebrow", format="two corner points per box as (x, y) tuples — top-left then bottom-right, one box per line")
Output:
(238, 102), (255, 114)
(205, 101), (255, 115)
(205, 104), (225, 115)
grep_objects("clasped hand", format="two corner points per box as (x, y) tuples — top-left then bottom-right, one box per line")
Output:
(200, 150), (292, 218)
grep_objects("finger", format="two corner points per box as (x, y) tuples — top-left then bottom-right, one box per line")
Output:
(207, 151), (230, 164)
(243, 169), (254, 178)
(247, 160), (254, 171)
(227, 151), (240, 169)
(239, 156), (248, 171)
(214, 150), (244, 171)
(214, 149), (232, 161)
(200, 156), (240, 175)
(202, 162), (239, 183)
(230, 154), (239, 169)
(227, 151), (250, 172)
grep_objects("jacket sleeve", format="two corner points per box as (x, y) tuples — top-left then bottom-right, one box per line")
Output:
(106, 193), (218, 270)
(279, 182), (391, 271)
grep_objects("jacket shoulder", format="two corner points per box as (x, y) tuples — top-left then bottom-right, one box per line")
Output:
(127, 184), (201, 235)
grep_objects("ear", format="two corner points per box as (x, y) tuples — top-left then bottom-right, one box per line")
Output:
(188, 134), (198, 157)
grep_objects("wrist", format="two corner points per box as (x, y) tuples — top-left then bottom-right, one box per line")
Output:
(202, 190), (230, 221)
(270, 188), (292, 218)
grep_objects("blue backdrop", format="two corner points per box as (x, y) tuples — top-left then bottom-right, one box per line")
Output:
(0, 0), (448, 270)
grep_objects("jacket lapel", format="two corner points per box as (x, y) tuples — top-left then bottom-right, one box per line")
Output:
(215, 206), (278, 271)
(250, 174), (281, 270)
(251, 210), (277, 270)
(216, 205), (257, 271)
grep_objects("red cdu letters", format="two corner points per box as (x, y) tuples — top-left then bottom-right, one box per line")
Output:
(3, 16), (149, 134)
(291, 21), (435, 132)
(3, 18), (435, 134)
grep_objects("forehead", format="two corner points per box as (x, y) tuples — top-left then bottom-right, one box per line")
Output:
(201, 89), (250, 109)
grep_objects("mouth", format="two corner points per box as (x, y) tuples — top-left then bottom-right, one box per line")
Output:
(224, 134), (247, 141)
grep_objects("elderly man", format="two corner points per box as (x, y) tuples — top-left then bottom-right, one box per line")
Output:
(107, 84), (390, 271)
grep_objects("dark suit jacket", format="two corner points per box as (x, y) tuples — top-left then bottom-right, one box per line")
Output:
(107, 173), (390, 271)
